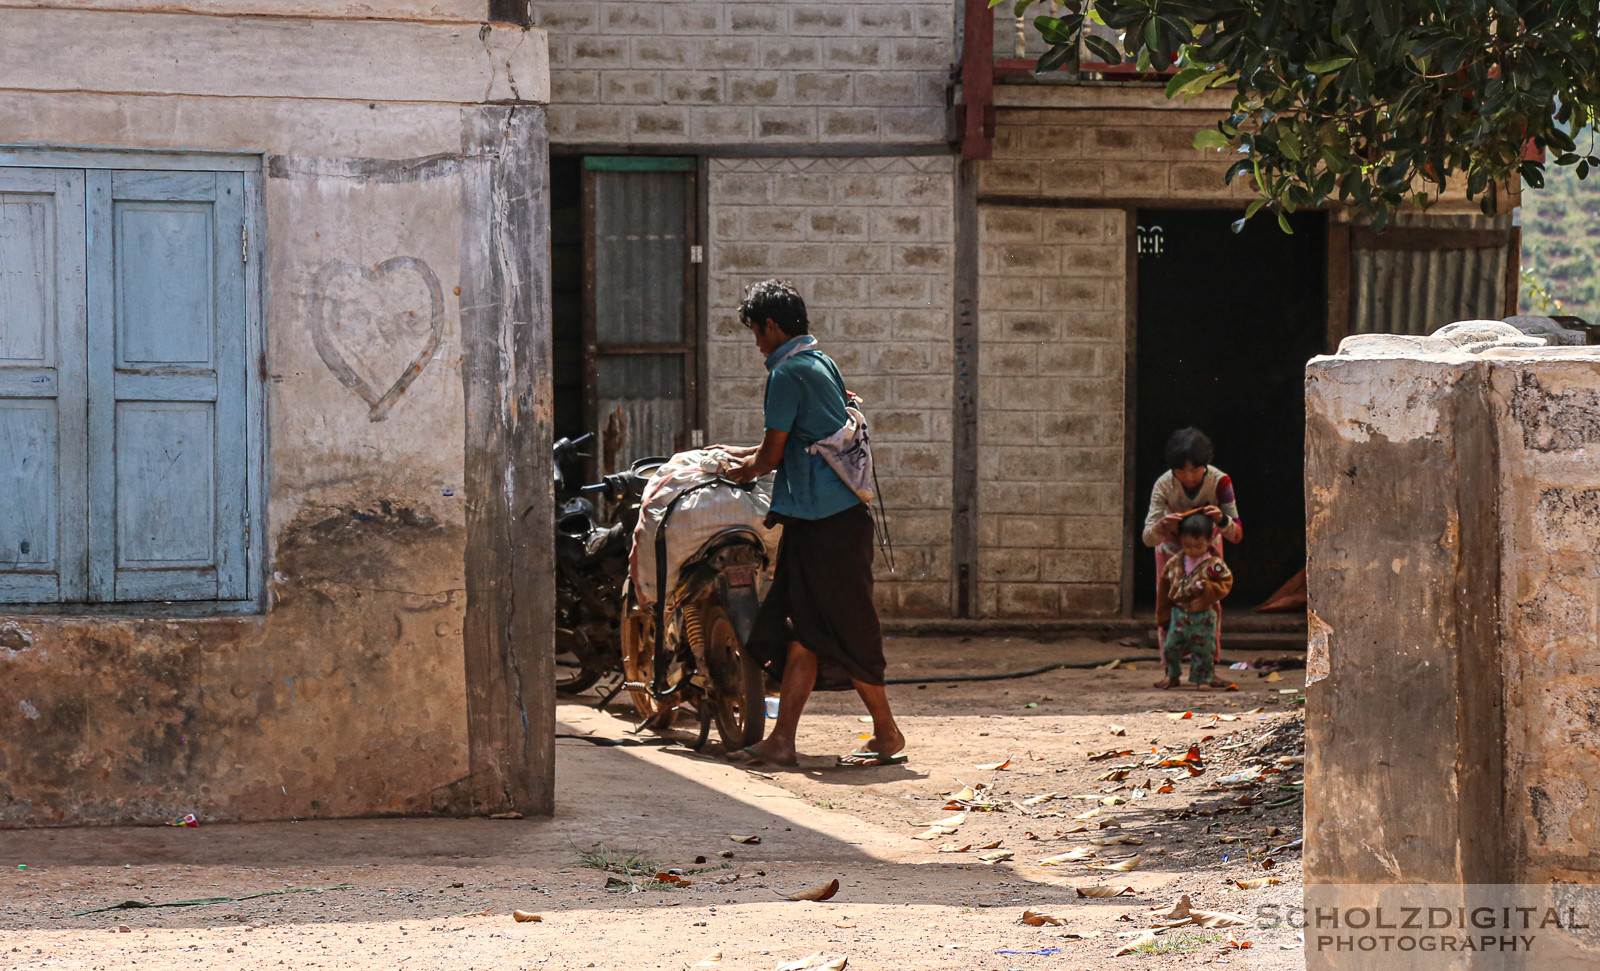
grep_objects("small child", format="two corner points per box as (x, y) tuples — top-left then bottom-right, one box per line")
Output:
(1154, 513), (1235, 690)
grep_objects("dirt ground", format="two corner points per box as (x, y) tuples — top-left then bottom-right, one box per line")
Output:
(0, 635), (1309, 971)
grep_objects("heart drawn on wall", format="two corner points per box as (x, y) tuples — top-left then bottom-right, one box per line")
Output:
(309, 255), (447, 422)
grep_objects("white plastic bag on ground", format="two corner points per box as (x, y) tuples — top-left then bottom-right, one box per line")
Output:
(629, 449), (781, 610)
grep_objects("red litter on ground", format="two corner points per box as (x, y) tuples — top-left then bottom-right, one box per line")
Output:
(166, 813), (199, 827)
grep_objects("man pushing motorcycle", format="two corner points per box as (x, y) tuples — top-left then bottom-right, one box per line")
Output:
(721, 279), (907, 768)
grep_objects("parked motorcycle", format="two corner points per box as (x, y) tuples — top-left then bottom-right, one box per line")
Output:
(552, 434), (662, 694)
(619, 465), (773, 752)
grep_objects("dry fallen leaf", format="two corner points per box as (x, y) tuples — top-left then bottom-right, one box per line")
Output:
(1097, 817), (1122, 829)
(693, 953), (723, 967)
(1235, 876), (1282, 890)
(1098, 658), (1121, 670)
(1228, 929), (1252, 948)
(919, 812), (966, 829)
(1115, 930), (1157, 955)
(1058, 823), (1088, 834)
(979, 850), (1014, 864)
(1100, 795), (1126, 806)
(976, 759), (1011, 771)
(1040, 847), (1096, 864)
(488, 812), (523, 820)
(1021, 831), (1040, 841)
(512, 910), (541, 922)
(1109, 725), (1127, 736)
(1072, 807), (1101, 821)
(1150, 895), (1251, 928)
(857, 716), (873, 723)
(1087, 855), (1142, 872)
(1157, 784), (1175, 794)
(936, 843), (972, 853)
(1020, 910), (1063, 926)
(833, 922), (856, 929)
(1087, 749), (1135, 761)
(1264, 671), (1283, 682)
(787, 879), (841, 902)
(728, 834), (762, 844)
(1076, 885), (1136, 898)
(977, 840), (1003, 850)
(1090, 835), (1144, 846)
(1096, 769), (1130, 783)
(912, 826), (957, 840)
(775, 953), (842, 971)
(1164, 711), (1194, 720)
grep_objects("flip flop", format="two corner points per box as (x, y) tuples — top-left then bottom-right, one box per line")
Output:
(836, 751), (909, 767)
(727, 745), (798, 767)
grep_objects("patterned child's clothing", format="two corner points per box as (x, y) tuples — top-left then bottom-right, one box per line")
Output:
(1155, 551), (1233, 684)
(1164, 609), (1219, 683)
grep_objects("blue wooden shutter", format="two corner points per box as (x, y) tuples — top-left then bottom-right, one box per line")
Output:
(87, 170), (249, 602)
(0, 167), (88, 602)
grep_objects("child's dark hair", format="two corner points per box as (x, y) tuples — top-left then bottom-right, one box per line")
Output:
(738, 279), (809, 338)
(1178, 512), (1215, 540)
(1165, 427), (1213, 469)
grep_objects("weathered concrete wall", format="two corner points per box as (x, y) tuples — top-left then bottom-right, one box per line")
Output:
(531, 0), (953, 145)
(705, 156), (956, 616)
(1305, 321), (1600, 885)
(981, 90), (1256, 202)
(974, 206), (1125, 618)
(0, 0), (484, 19)
(0, 9), (552, 825)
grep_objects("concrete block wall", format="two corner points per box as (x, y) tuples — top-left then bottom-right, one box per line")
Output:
(531, 0), (954, 145)
(975, 206), (1125, 617)
(705, 156), (956, 616)
(980, 107), (1258, 201)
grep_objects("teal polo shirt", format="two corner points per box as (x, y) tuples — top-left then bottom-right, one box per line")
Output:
(764, 335), (861, 520)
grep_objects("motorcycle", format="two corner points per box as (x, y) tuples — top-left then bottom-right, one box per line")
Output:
(619, 466), (773, 752)
(552, 433), (662, 695)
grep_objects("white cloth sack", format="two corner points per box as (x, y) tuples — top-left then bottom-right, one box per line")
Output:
(806, 395), (874, 503)
(629, 448), (782, 610)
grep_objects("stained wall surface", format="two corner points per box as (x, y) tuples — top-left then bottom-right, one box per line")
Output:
(0, 7), (551, 825)
(1305, 326), (1600, 885)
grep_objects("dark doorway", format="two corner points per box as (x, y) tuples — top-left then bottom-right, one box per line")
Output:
(1133, 209), (1327, 608)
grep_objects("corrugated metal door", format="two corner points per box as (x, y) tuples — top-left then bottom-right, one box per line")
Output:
(583, 157), (699, 472)
(1343, 216), (1519, 337)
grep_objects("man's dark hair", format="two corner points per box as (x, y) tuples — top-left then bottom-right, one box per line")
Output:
(739, 279), (809, 338)
(1164, 427), (1214, 470)
(1178, 512), (1216, 540)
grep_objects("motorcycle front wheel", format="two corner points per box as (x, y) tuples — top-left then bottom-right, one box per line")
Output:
(702, 602), (766, 752)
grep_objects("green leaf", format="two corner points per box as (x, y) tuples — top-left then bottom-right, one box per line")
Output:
(1144, 17), (1161, 53)
(1012, 0), (1037, 15)
(1304, 56), (1354, 74)
(1034, 14), (1084, 46)
(1083, 33), (1124, 66)
(1166, 65), (1212, 99)
(1194, 129), (1231, 150)
(1245, 197), (1268, 220)
(1034, 42), (1077, 75)
(1276, 210), (1295, 234)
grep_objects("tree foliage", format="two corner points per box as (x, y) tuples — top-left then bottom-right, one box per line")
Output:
(1003, 0), (1600, 230)
(1521, 130), (1600, 322)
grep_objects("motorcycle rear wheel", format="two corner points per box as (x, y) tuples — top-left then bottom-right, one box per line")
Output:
(703, 602), (766, 752)
(621, 610), (670, 726)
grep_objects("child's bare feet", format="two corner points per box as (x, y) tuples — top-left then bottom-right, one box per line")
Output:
(1153, 676), (1181, 689)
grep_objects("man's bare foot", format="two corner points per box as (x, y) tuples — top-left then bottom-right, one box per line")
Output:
(1153, 676), (1181, 689)
(726, 739), (798, 767)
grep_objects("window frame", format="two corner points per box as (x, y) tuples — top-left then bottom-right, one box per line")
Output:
(0, 145), (267, 617)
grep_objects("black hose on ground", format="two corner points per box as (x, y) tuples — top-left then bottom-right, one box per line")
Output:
(883, 655), (1158, 684)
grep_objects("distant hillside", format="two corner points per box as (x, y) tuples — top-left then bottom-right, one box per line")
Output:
(1521, 135), (1600, 325)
